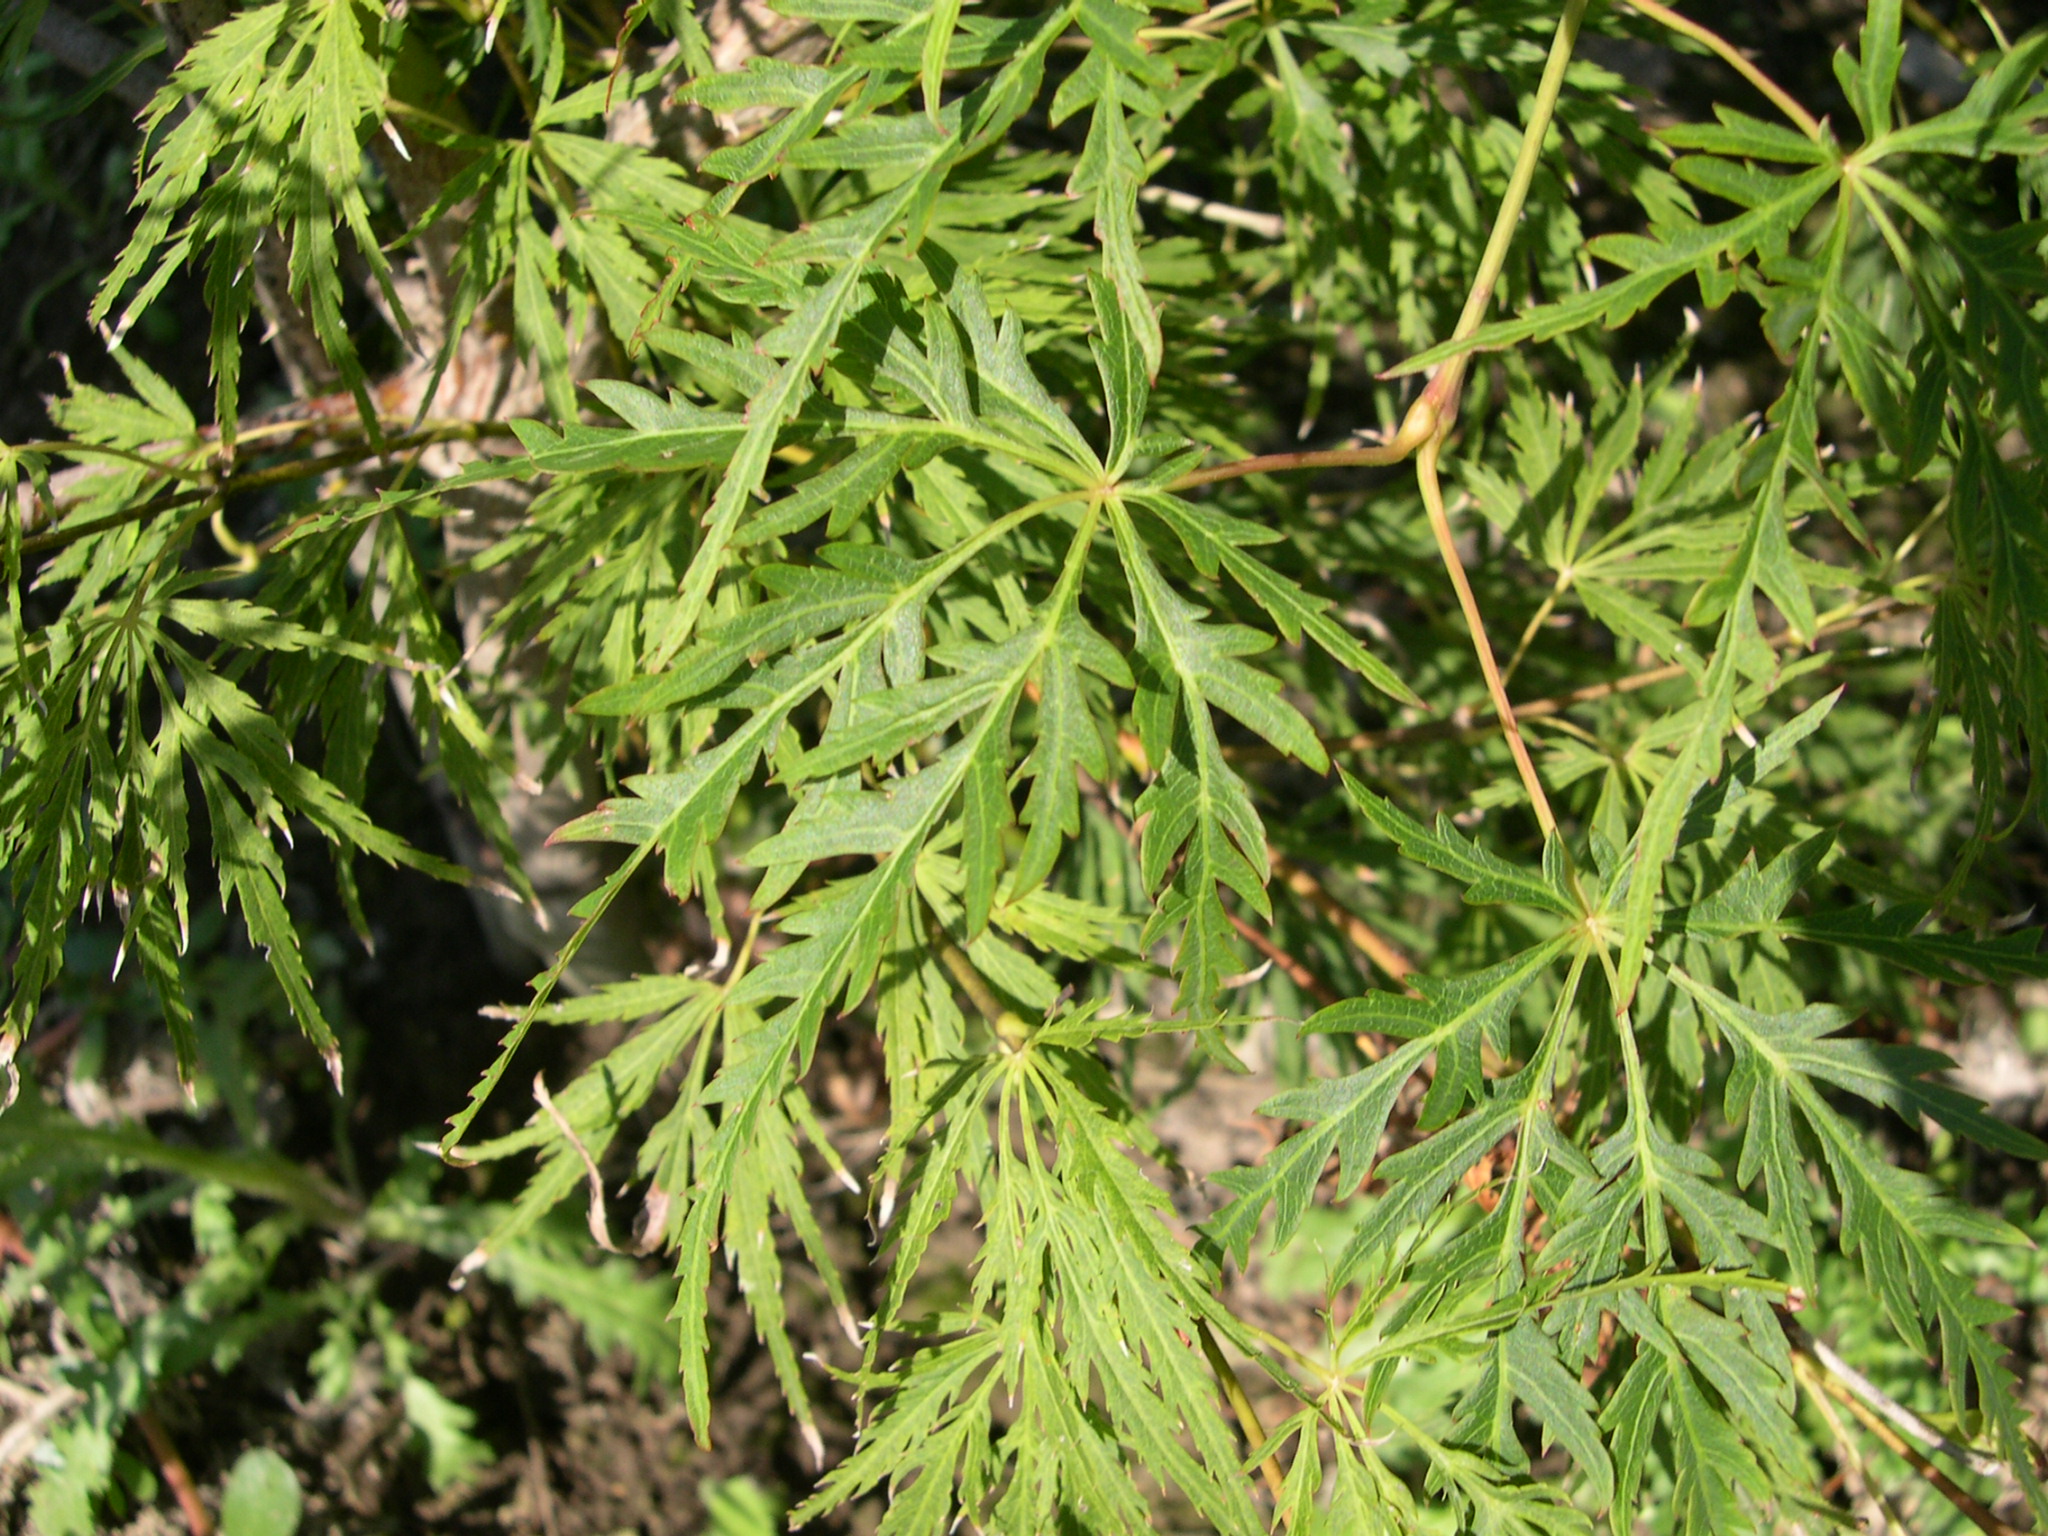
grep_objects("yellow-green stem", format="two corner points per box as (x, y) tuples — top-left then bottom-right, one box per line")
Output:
(1417, 440), (1558, 837)
(1165, 437), (1417, 494)
(1409, 0), (1590, 433)
(1196, 1321), (1288, 1510)
(1502, 588), (1561, 685)
(1616, 0), (1825, 142)
(1399, 0), (1589, 837)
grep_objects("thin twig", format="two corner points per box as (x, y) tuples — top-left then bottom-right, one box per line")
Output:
(134, 1407), (214, 1536)
(1153, 0), (1589, 795)
(1223, 661), (1694, 765)
(16, 412), (518, 527)
(1165, 438), (1422, 494)
(11, 440), (209, 483)
(1794, 1325), (2014, 1482)
(1226, 912), (1340, 1006)
(1797, 1353), (1909, 1536)
(17, 423), (520, 559)
(1138, 185), (1286, 242)
(1795, 1352), (2026, 1536)
(1396, 0), (1591, 838)
(1270, 855), (1413, 991)
(1233, 597), (1915, 765)
(1417, 439), (1558, 836)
